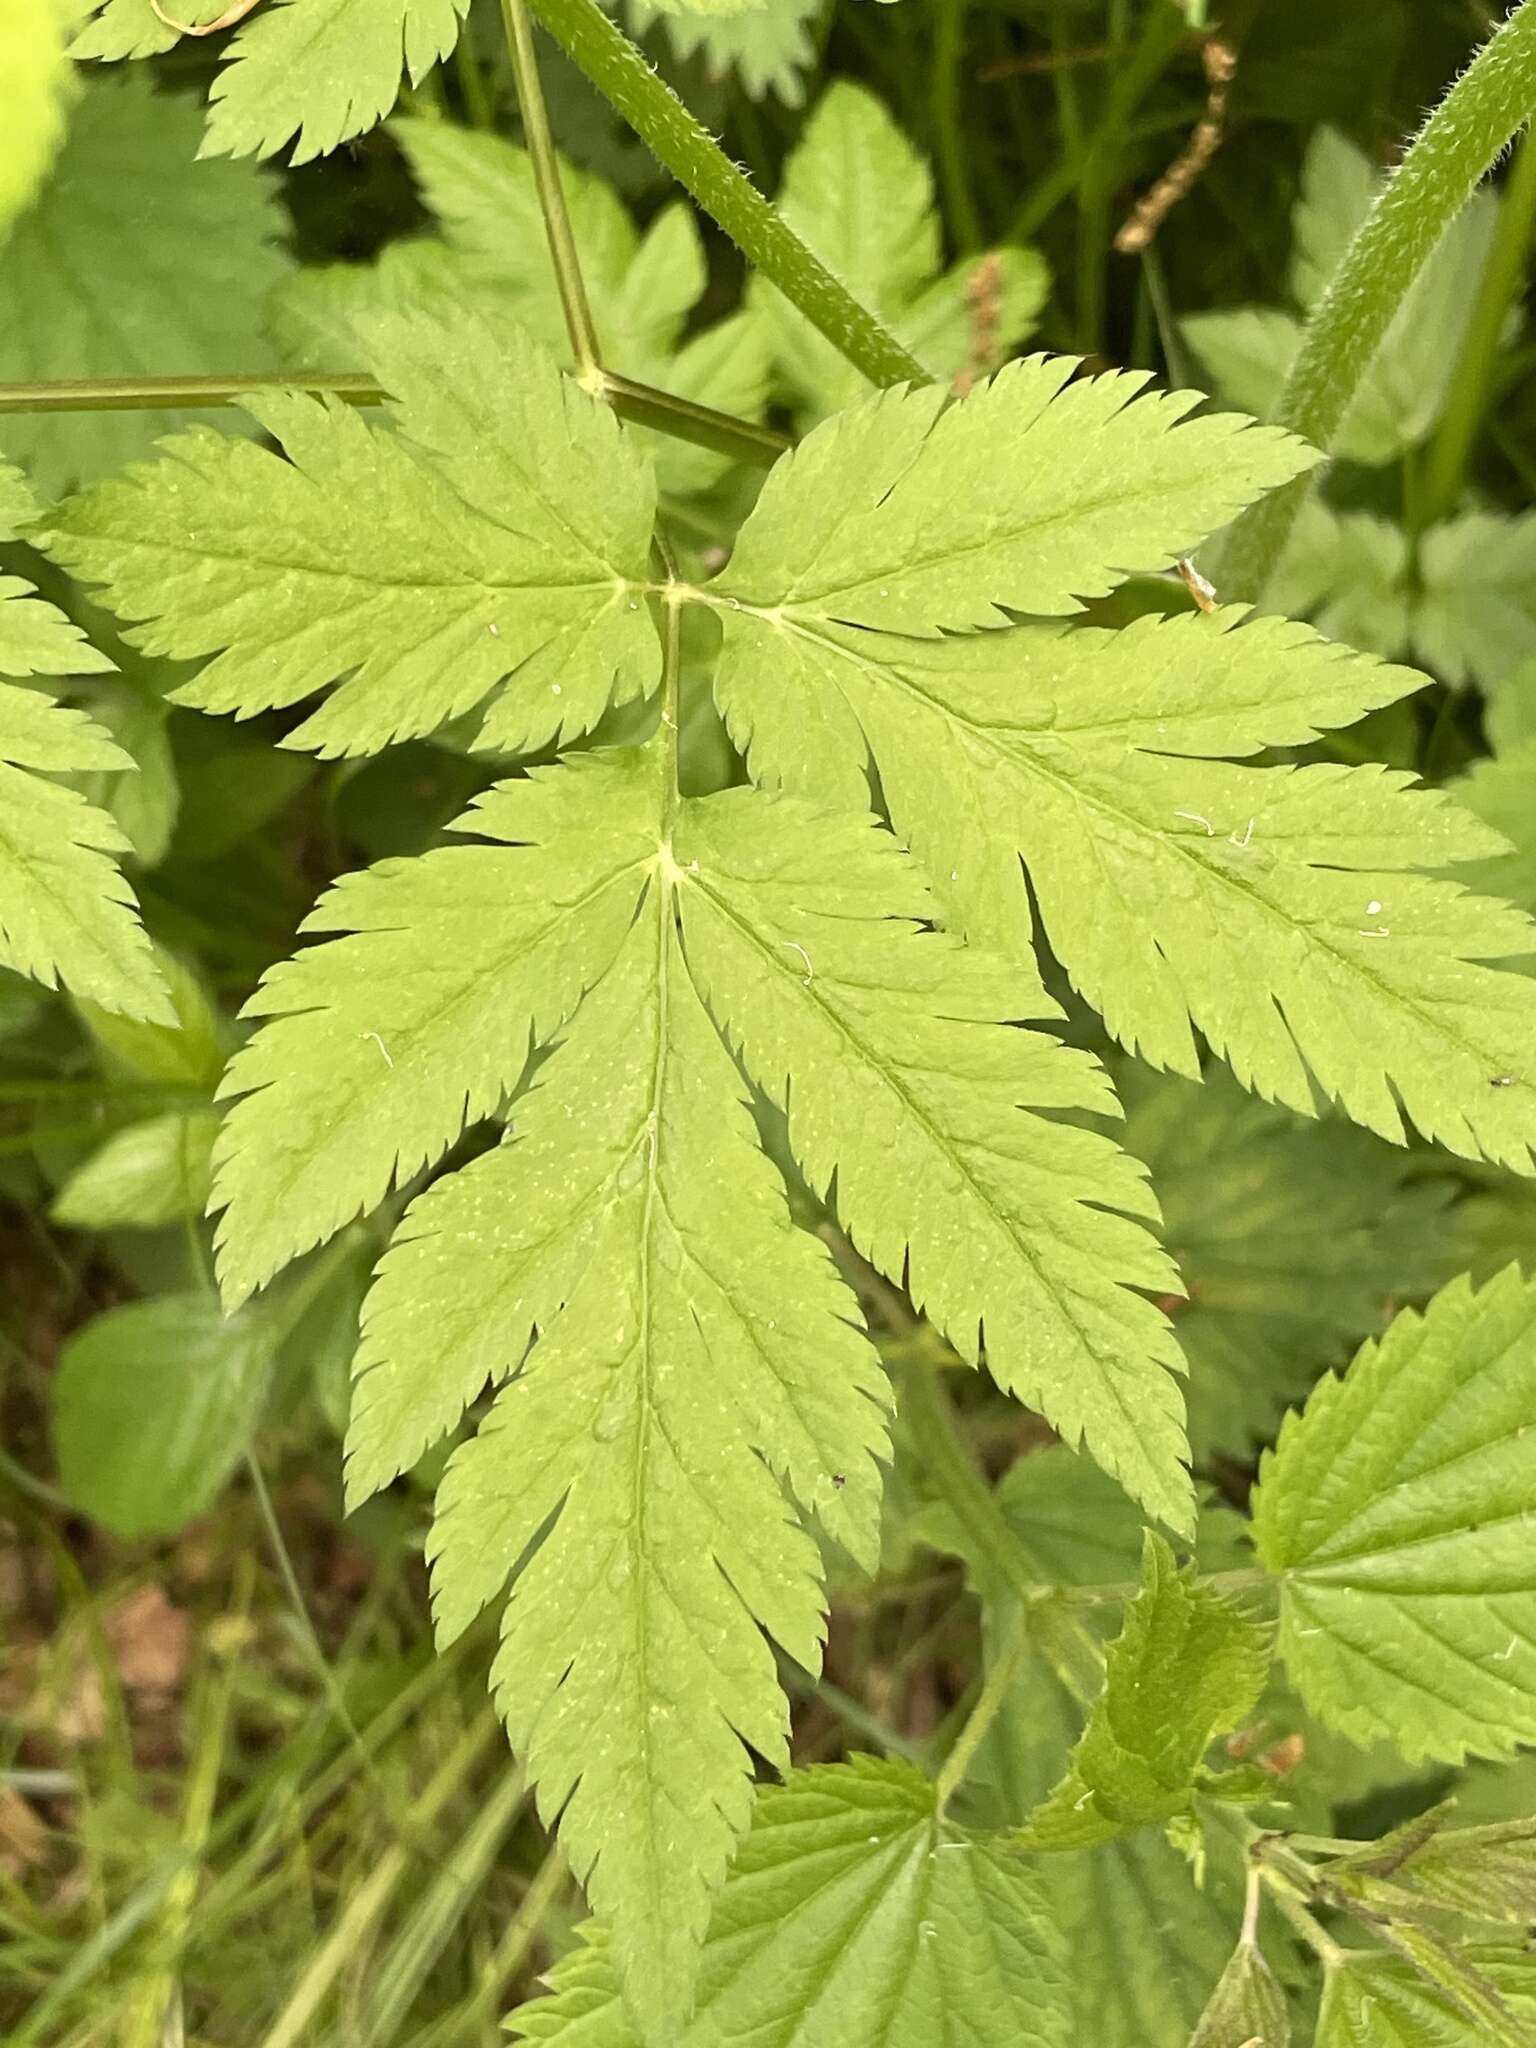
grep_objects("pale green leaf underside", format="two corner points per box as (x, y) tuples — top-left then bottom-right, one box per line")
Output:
(423, 904), (889, 2038)
(1020, 1531), (1269, 1850)
(509, 1757), (1070, 2048)
(211, 749), (666, 1304)
(675, 789), (1192, 1529)
(199, 0), (471, 165)
(716, 358), (1316, 633)
(1254, 1266), (1536, 1764)
(0, 72), (290, 493)
(42, 304), (660, 760)
(0, 463), (165, 1020)
(715, 600), (1536, 1171)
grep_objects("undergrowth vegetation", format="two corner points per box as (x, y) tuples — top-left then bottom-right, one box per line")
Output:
(8, 1), (1536, 2043)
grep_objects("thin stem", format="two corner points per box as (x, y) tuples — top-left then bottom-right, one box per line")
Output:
(1213, 0), (1536, 599)
(654, 529), (685, 823)
(1258, 1865), (1347, 1968)
(1420, 125), (1536, 525)
(523, 0), (928, 389)
(499, 0), (602, 382)
(0, 369), (788, 469)
(899, 1363), (1037, 1604)
(933, 0), (984, 249)
(933, 1610), (1028, 1817)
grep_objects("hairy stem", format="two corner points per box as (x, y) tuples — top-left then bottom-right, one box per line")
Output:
(499, 0), (602, 381)
(522, 0), (929, 388)
(1420, 125), (1536, 525)
(1213, 0), (1536, 599)
(0, 371), (789, 469)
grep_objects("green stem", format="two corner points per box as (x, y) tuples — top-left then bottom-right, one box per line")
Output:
(0, 370), (788, 469)
(900, 1363), (1038, 1604)
(522, 0), (928, 389)
(933, 1611), (1028, 1817)
(933, 0), (984, 249)
(1214, 0), (1536, 600)
(499, 0), (602, 381)
(1420, 126), (1536, 525)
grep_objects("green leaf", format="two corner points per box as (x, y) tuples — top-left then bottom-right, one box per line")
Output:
(198, 0), (471, 165)
(0, 72), (291, 493)
(70, 0), (230, 60)
(1413, 514), (1536, 692)
(1266, 503), (1414, 660)
(622, 0), (823, 104)
(1019, 1533), (1269, 1849)
(0, 464), (165, 1021)
(1190, 1935), (1291, 2047)
(52, 1110), (218, 1229)
(0, 0), (69, 231)
(213, 747), (665, 1305)
(674, 789), (1192, 1529)
(371, 843), (888, 2034)
(1329, 1806), (1536, 1924)
(715, 555), (1536, 1170)
(1253, 1266), (1536, 1764)
(1315, 1950), (1536, 2048)
(750, 82), (1047, 418)
(1120, 1061), (1456, 1458)
(76, 945), (224, 1087)
(52, 1292), (275, 1535)
(1186, 127), (1502, 468)
(716, 361), (1313, 635)
(508, 1757), (1070, 2048)
(43, 304), (660, 758)
(1453, 743), (1536, 918)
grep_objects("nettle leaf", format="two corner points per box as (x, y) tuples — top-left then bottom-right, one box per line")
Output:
(717, 412), (1536, 1167)
(1328, 1807), (1536, 1924)
(0, 71), (290, 493)
(1315, 1951), (1536, 2048)
(752, 82), (1048, 418)
(1253, 1266), (1536, 1764)
(1190, 1936), (1291, 2047)
(0, 465), (165, 1020)
(1019, 1532), (1269, 1850)
(509, 1757), (1071, 2047)
(43, 304), (660, 759)
(1, 0), (69, 230)
(621, 0), (824, 104)
(1120, 1062), (1455, 1458)
(1186, 126), (1501, 467)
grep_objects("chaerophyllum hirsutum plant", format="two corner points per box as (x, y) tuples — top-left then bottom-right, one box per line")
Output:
(13, 0), (1536, 2041)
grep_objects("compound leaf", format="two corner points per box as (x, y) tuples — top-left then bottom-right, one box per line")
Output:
(211, 747), (665, 1306)
(623, 0), (824, 104)
(0, 71), (290, 492)
(718, 361), (1312, 634)
(200, 0), (470, 164)
(0, 464), (165, 1020)
(673, 789), (1193, 1529)
(43, 303), (660, 758)
(508, 1757), (1070, 2048)
(714, 581), (1536, 1171)
(1253, 1266), (1536, 1764)
(1019, 1532), (1270, 1850)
